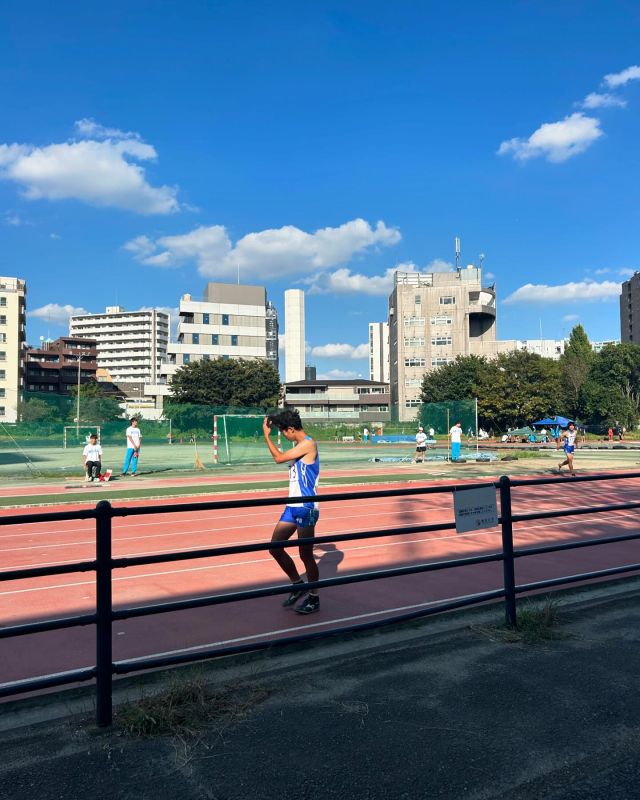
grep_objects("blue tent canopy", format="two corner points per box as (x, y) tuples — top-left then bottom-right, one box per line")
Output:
(532, 416), (574, 428)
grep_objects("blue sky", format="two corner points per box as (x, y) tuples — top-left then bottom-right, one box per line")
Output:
(1, 0), (638, 378)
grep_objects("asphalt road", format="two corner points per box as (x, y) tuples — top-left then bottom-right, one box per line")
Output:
(1, 580), (639, 800)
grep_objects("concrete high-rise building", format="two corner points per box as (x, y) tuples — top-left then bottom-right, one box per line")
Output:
(620, 273), (640, 343)
(161, 282), (276, 382)
(368, 322), (389, 383)
(389, 268), (497, 420)
(0, 277), (26, 423)
(69, 306), (169, 386)
(285, 289), (305, 383)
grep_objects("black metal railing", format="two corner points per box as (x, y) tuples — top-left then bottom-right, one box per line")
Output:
(1, 472), (639, 727)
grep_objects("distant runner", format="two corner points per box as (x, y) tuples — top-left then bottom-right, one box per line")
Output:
(557, 422), (578, 476)
(450, 421), (462, 461)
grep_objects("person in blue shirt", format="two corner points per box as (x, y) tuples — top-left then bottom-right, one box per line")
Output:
(263, 409), (321, 615)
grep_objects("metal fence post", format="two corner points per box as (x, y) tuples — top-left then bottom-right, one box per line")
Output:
(499, 476), (517, 628)
(95, 500), (113, 727)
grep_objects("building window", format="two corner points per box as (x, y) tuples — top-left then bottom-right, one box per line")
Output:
(202, 313), (210, 325)
(0, 298), (5, 307)
(431, 336), (452, 346)
(223, 354), (230, 360)
(405, 399), (421, 408)
(222, 314), (229, 325)
(404, 337), (425, 347)
(404, 316), (425, 326)
(0, 406), (5, 416)
(0, 316), (6, 324)
(212, 334), (219, 345)
(231, 335), (238, 346)
(431, 358), (453, 367)
(192, 333), (200, 345)
(0, 370), (5, 379)
(202, 353), (210, 361)
(0, 352), (5, 362)
(405, 378), (422, 387)
(431, 316), (452, 325)
(404, 357), (426, 367)
(439, 296), (455, 305)
(183, 354), (190, 364)
(414, 295), (421, 304)
(0, 388), (4, 398)
(0, 334), (5, 343)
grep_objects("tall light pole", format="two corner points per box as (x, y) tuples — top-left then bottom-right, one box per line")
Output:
(76, 352), (82, 435)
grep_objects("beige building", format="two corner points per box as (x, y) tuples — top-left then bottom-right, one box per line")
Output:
(368, 322), (389, 383)
(284, 378), (390, 422)
(0, 277), (26, 423)
(284, 289), (305, 383)
(389, 268), (497, 420)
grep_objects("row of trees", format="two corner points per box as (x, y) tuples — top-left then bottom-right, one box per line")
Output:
(21, 381), (123, 425)
(420, 326), (638, 431)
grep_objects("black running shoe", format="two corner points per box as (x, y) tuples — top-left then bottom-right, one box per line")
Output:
(295, 594), (320, 615)
(282, 583), (306, 607)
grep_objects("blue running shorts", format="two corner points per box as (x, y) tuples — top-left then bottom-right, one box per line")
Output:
(280, 506), (320, 528)
(564, 445), (575, 454)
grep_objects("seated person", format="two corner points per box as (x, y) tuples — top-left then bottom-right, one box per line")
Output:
(83, 434), (103, 482)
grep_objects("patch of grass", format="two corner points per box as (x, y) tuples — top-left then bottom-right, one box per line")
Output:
(116, 676), (269, 738)
(471, 597), (569, 645)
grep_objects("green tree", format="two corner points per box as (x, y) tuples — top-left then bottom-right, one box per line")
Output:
(580, 343), (640, 428)
(169, 358), (281, 408)
(69, 381), (123, 423)
(560, 324), (593, 418)
(420, 355), (489, 403)
(21, 397), (60, 423)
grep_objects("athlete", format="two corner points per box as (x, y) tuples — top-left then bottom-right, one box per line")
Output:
(82, 433), (103, 482)
(414, 427), (428, 463)
(263, 409), (321, 615)
(558, 422), (578, 476)
(450, 421), (463, 461)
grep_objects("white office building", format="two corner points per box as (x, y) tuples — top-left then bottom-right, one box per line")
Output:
(368, 322), (389, 383)
(69, 306), (169, 385)
(284, 289), (305, 383)
(0, 277), (26, 423)
(160, 283), (276, 381)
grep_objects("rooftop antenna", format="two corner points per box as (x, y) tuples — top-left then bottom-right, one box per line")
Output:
(479, 253), (485, 271)
(455, 237), (461, 272)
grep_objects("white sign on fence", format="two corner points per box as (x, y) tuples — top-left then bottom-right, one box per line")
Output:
(453, 486), (499, 534)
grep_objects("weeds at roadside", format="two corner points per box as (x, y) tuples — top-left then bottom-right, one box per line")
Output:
(471, 597), (571, 645)
(115, 674), (269, 739)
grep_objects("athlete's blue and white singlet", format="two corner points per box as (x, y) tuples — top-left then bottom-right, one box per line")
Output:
(280, 436), (320, 527)
(564, 429), (577, 454)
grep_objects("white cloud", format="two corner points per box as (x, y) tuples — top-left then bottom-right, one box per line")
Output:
(317, 369), (360, 379)
(126, 218), (401, 279)
(305, 258), (453, 296)
(310, 342), (368, 360)
(28, 303), (88, 325)
(603, 65), (640, 88)
(504, 280), (621, 304)
(0, 123), (179, 215)
(498, 113), (603, 163)
(74, 118), (141, 140)
(50, 232), (62, 240)
(618, 268), (636, 278)
(593, 268), (611, 275)
(580, 92), (627, 109)
(562, 314), (580, 322)
(2, 212), (22, 226)
(484, 271), (496, 281)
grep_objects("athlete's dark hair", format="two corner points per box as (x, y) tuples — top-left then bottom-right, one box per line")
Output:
(268, 409), (303, 431)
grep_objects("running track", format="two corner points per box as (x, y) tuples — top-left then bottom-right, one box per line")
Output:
(1, 473), (639, 691)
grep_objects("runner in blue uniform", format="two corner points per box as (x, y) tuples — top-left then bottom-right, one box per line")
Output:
(263, 409), (321, 615)
(557, 422), (578, 476)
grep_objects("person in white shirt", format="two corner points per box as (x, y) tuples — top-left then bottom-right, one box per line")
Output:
(414, 427), (428, 463)
(122, 417), (142, 477)
(450, 421), (463, 461)
(83, 434), (103, 482)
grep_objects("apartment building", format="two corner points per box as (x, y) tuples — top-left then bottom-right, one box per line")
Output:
(389, 268), (497, 421)
(0, 277), (26, 423)
(368, 322), (389, 383)
(620, 273), (640, 342)
(161, 282), (277, 382)
(25, 337), (97, 393)
(69, 306), (169, 386)
(284, 378), (391, 422)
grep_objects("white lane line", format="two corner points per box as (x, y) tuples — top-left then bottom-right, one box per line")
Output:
(5, 506), (637, 573)
(121, 591), (486, 663)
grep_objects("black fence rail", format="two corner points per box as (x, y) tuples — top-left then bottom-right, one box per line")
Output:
(1, 472), (640, 727)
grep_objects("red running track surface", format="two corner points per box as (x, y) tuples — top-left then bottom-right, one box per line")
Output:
(1, 475), (639, 691)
